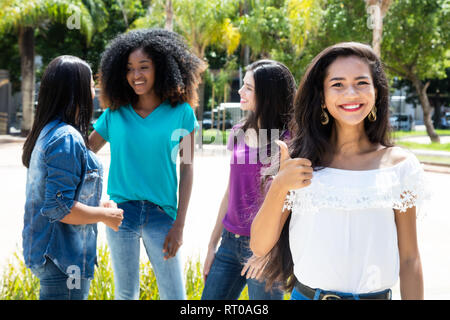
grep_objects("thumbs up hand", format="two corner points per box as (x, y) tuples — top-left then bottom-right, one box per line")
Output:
(273, 140), (313, 192)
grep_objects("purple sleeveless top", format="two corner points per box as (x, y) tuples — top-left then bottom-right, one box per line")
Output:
(222, 124), (290, 236)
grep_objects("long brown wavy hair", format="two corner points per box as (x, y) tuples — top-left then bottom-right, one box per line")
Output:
(261, 42), (393, 292)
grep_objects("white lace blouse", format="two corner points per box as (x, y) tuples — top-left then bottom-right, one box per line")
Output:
(284, 153), (429, 294)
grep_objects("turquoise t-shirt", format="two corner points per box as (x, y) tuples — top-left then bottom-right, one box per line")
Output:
(93, 101), (198, 219)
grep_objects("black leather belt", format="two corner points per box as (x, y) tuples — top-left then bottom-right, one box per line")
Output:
(294, 281), (392, 300)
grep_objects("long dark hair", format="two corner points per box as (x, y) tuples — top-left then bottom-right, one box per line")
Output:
(22, 55), (94, 168)
(240, 59), (296, 142)
(99, 28), (206, 110)
(262, 42), (393, 292)
(235, 60), (296, 230)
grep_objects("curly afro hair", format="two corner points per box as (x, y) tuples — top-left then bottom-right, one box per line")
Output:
(99, 28), (207, 110)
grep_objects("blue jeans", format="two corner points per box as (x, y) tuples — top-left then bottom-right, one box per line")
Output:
(106, 200), (185, 300)
(31, 257), (91, 300)
(290, 287), (393, 300)
(201, 229), (284, 300)
(290, 288), (311, 300)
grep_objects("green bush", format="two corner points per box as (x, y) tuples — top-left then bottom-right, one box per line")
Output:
(0, 245), (258, 300)
(0, 252), (39, 300)
(88, 244), (115, 300)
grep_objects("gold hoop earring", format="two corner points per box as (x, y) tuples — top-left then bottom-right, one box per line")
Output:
(368, 106), (377, 122)
(320, 107), (329, 125)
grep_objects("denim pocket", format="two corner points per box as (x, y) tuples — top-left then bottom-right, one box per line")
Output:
(78, 169), (101, 205)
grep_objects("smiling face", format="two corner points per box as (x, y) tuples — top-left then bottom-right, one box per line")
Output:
(238, 71), (256, 112)
(323, 55), (376, 127)
(126, 48), (156, 96)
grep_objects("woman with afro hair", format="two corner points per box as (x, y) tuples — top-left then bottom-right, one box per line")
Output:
(89, 28), (206, 300)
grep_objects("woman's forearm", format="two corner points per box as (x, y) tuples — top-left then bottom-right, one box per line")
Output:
(395, 205), (423, 300)
(208, 184), (230, 250)
(60, 201), (105, 225)
(175, 131), (195, 228)
(250, 179), (290, 257)
(88, 130), (106, 153)
(175, 163), (194, 228)
(400, 256), (424, 300)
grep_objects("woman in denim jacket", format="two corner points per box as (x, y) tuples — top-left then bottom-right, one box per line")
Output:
(22, 56), (124, 300)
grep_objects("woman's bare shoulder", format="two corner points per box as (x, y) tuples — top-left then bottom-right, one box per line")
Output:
(379, 146), (412, 167)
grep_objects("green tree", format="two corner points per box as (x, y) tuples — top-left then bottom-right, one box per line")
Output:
(132, 0), (241, 58)
(237, 0), (323, 80)
(238, 1), (290, 59)
(0, 0), (100, 135)
(274, 0), (370, 80)
(286, 0), (324, 54)
(382, 0), (450, 142)
(35, 0), (145, 78)
(392, 68), (450, 129)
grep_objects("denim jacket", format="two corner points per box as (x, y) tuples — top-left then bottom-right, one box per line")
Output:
(22, 119), (103, 279)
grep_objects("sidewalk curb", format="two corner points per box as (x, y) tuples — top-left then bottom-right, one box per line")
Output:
(0, 135), (25, 145)
(422, 163), (450, 174)
(412, 149), (450, 158)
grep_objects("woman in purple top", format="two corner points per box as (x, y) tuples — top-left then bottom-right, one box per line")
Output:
(201, 60), (296, 300)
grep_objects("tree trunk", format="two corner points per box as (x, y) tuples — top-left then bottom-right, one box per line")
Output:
(432, 93), (441, 129)
(372, 18), (382, 57)
(240, 0), (250, 66)
(411, 76), (440, 143)
(117, 0), (129, 27)
(244, 45), (250, 67)
(196, 81), (205, 149)
(366, 0), (392, 57)
(222, 84), (228, 132)
(211, 82), (215, 130)
(165, 0), (173, 31)
(19, 26), (35, 137)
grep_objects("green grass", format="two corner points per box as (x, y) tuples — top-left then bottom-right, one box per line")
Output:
(416, 155), (450, 165)
(392, 129), (450, 140)
(0, 245), (289, 300)
(395, 141), (450, 152)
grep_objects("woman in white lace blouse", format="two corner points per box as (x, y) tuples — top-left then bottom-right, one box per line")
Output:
(250, 42), (426, 300)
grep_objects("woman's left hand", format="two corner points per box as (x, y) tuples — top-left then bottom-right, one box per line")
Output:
(241, 254), (270, 280)
(163, 223), (184, 260)
(101, 200), (118, 208)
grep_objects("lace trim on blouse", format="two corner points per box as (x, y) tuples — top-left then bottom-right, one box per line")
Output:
(283, 155), (431, 219)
